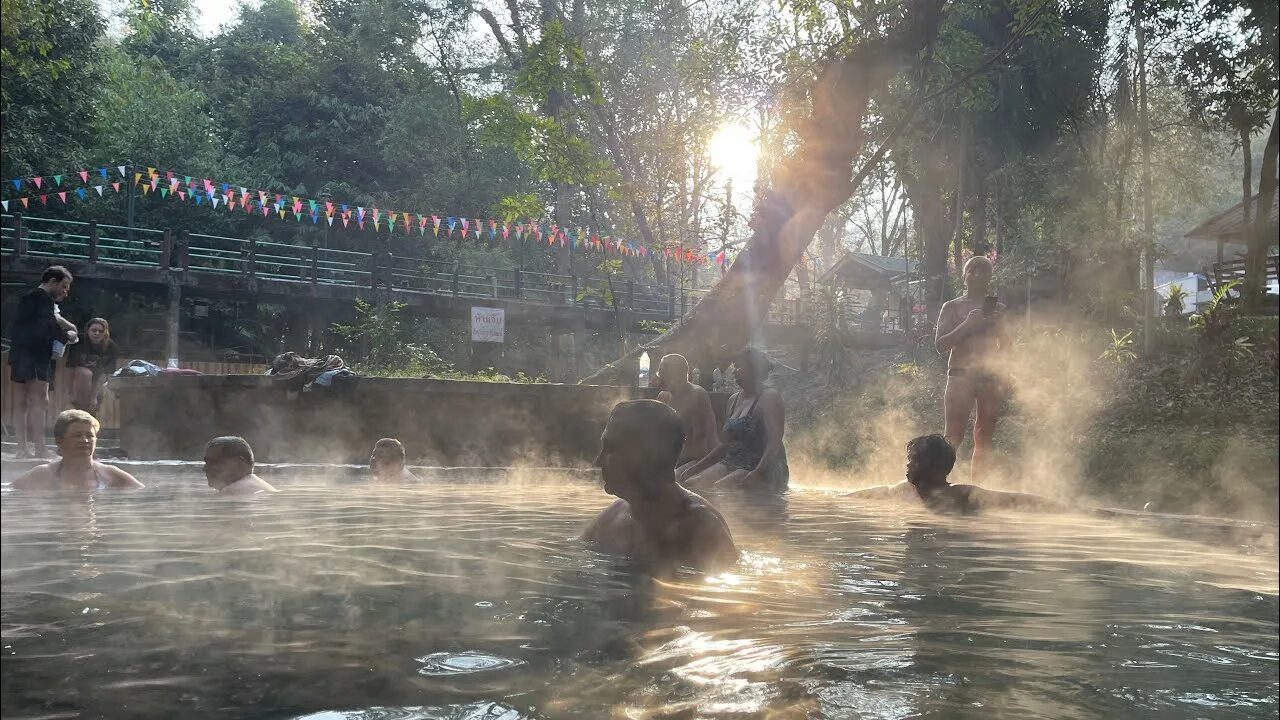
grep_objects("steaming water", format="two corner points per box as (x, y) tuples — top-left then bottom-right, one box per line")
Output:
(2, 468), (1277, 719)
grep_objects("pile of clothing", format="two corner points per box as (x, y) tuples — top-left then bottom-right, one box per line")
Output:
(112, 360), (203, 377)
(266, 352), (356, 391)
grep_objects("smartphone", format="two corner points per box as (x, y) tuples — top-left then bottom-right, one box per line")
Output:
(982, 295), (998, 316)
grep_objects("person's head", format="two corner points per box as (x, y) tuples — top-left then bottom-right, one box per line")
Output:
(54, 409), (100, 460)
(731, 346), (773, 390)
(657, 354), (690, 390)
(905, 434), (955, 488)
(962, 256), (993, 295)
(370, 438), (406, 476)
(85, 318), (110, 347)
(40, 265), (72, 301)
(594, 400), (684, 501)
(203, 436), (254, 490)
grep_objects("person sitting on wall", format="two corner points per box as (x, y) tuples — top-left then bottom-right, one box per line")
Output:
(654, 354), (719, 476)
(66, 318), (119, 415)
(369, 438), (420, 483)
(846, 434), (1063, 513)
(582, 400), (738, 573)
(11, 409), (144, 491)
(203, 436), (278, 495)
(678, 347), (788, 492)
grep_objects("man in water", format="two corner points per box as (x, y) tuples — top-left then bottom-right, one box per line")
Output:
(847, 434), (1062, 513)
(11, 410), (143, 490)
(934, 255), (1011, 480)
(582, 400), (738, 572)
(654, 354), (719, 473)
(7, 266), (76, 458)
(203, 436), (278, 495)
(369, 438), (420, 483)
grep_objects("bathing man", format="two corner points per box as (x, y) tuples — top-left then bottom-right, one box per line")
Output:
(655, 354), (719, 473)
(847, 434), (1062, 513)
(369, 438), (420, 483)
(934, 255), (1011, 480)
(203, 436), (279, 495)
(582, 400), (738, 572)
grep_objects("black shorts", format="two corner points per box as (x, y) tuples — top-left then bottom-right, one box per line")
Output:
(8, 349), (52, 383)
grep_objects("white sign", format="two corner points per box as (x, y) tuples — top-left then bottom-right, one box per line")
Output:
(471, 307), (505, 343)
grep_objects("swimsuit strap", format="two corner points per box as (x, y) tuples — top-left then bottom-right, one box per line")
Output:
(742, 392), (762, 418)
(54, 460), (108, 489)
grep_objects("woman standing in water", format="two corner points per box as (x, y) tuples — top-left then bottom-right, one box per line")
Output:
(678, 347), (788, 491)
(11, 409), (144, 491)
(66, 318), (118, 414)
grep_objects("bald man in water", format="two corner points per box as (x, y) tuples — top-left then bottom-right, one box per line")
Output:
(655, 354), (719, 473)
(582, 400), (738, 573)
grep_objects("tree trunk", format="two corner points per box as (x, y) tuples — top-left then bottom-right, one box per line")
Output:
(1135, 1), (1156, 353)
(906, 170), (951, 322)
(1243, 109), (1278, 313)
(580, 0), (946, 383)
(1238, 126), (1252, 266)
(972, 170), (987, 254)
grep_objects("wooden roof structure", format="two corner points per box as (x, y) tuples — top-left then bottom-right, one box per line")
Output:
(818, 251), (917, 290)
(1185, 187), (1279, 244)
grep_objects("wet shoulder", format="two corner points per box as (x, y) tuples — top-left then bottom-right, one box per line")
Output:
(11, 464), (57, 489)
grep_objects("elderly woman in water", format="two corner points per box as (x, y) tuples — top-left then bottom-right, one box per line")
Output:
(11, 409), (144, 491)
(678, 347), (788, 492)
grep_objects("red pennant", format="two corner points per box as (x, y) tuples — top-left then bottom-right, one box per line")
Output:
(111, 182), (120, 192)
(33, 177), (43, 189)
(39, 194), (48, 205)
(78, 170), (88, 183)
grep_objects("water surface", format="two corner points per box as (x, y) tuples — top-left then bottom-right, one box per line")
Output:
(2, 468), (1277, 719)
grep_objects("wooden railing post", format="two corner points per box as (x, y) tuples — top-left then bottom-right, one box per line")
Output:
(160, 229), (173, 269)
(12, 213), (25, 257)
(668, 285), (675, 318)
(247, 237), (257, 277)
(627, 280), (635, 309)
(179, 230), (190, 270)
(514, 268), (522, 300)
(311, 244), (320, 286)
(87, 221), (99, 264)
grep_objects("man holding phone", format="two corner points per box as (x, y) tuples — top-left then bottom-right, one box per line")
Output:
(934, 255), (1010, 481)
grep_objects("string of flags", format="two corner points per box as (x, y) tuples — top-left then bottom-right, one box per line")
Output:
(3, 165), (736, 268)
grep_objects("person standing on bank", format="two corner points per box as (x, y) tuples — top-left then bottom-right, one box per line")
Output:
(679, 347), (788, 492)
(7, 266), (76, 458)
(67, 318), (119, 414)
(934, 256), (1011, 481)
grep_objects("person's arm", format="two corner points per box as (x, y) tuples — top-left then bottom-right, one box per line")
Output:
(104, 464), (145, 489)
(744, 390), (785, 482)
(694, 390), (720, 456)
(845, 482), (912, 499)
(935, 303), (989, 355)
(689, 509), (739, 571)
(968, 487), (1066, 512)
(677, 392), (735, 481)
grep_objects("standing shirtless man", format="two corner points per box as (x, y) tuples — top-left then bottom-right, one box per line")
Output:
(934, 256), (1010, 481)
(655, 354), (719, 475)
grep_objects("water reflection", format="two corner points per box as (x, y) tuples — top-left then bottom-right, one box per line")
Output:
(1, 471), (1276, 720)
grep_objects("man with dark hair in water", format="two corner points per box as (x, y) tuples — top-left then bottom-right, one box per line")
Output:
(582, 400), (738, 572)
(203, 436), (278, 495)
(369, 438), (420, 483)
(847, 434), (1062, 513)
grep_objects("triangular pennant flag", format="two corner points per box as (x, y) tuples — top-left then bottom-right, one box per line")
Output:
(341, 217), (349, 228)
(161, 188), (169, 198)
(117, 165), (127, 177)
(165, 171), (174, 181)
(99, 167), (108, 179)
(228, 201), (236, 211)
(134, 172), (143, 185)
(94, 185), (104, 196)
(146, 167), (155, 177)
(53, 175), (62, 187)
(76, 187), (85, 199)
(20, 197), (29, 208)
(112, 182), (120, 192)
(11, 179), (20, 190)
(78, 170), (88, 183)
(294, 212), (302, 222)
(325, 201), (334, 215)
(150, 178), (158, 190)
(461, 218), (469, 233)
(33, 177), (43, 189)
(179, 191), (186, 201)
(211, 197), (219, 208)
(278, 209), (286, 219)
(310, 199), (318, 213)
(327, 216), (334, 226)
(39, 194), (48, 204)
(1, 200), (7, 211)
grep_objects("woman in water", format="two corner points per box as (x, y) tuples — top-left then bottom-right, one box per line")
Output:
(66, 318), (118, 414)
(678, 347), (788, 491)
(11, 409), (144, 491)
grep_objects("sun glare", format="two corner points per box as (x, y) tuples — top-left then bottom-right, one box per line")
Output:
(707, 122), (759, 189)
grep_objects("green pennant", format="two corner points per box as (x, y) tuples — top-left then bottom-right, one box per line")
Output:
(295, 212), (302, 222)
(161, 188), (169, 198)
(308, 199), (317, 212)
(53, 175), (63, 186)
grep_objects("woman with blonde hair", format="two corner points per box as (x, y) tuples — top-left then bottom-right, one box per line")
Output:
(66, 317), (118, 414)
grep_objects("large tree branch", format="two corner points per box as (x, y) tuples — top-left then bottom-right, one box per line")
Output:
(476, 7), (520, 66)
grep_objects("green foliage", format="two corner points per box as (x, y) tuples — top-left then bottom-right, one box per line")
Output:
(812, 285), (856, 385)
(1100, 329), (1138, 365)
(1163, 283), (1188, 317)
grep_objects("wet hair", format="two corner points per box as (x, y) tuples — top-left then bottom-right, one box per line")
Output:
(53, 409), (99, 439)
(372, 438), (406, 462)
(42, 265), (72, 284)
(206, 436), (254, 468)
(608, 399), (685, 464)
(737, 346), (774, 382)
(659, 353), (689, 380)
(907, 434), (955, 475)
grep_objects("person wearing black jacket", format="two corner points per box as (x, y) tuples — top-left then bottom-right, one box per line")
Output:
(8, 266), (75, 458)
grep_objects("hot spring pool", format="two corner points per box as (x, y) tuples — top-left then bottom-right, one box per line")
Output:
(2, 467), (1277, 719)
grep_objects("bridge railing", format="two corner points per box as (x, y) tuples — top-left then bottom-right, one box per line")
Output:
(2, 213), (813, 325)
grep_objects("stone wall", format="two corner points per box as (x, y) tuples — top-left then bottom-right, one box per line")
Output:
(112, 375), (731, 465)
